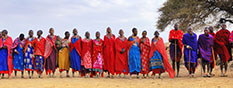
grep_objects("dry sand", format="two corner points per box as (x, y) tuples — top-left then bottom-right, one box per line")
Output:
(1, 43), (233, 88)
(0, 65), (233, 88)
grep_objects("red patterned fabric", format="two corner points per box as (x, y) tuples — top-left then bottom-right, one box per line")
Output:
(33, 37), (46, 56)
(139, 37), (150, 74)
(44, 35), (57, 59)
(81, 39), (93, 69)
(115, 37), (129, 74)
(103, 35), (115, 75)
(214, 29), (230, 62)
(149, 37), (175, 78)
(93, 39), (103, 64)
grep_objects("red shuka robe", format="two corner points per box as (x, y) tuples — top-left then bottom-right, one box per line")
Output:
(149, 37), (175, 78)
(103, 34), (115, 75)
(139, 37), (150, 74)
(33, 37), (46, 68)
(70, 36), (82, 56)
(33, 37), (46, 56)
(214, 29), (230, 62)
(115, 37), (129, 74)
(169, 29), (183, 61)
(169, 29), (183, 50)
(0, 36), (13, 76)
(92, 39), (103, 65)
(81, 39), (93, 68)
(44, 35), (57, 59)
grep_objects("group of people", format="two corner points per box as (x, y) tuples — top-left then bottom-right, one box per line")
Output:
(0, 23), (231, 79)
(170, 23), (232, 78)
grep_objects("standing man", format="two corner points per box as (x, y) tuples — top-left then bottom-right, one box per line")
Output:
(128, 28), (141, 79)
(169, 23), (183, 77)
(70, 28), (82, 77)
(198, 27), (214, 77)
(103, 27), (115, 78)
(0, 30), (13, 78)
(182, 27), (198, 77)
(44, 28), (57, 77)
(208, 26), (217, 76)
(139, 30), (150, 78)
(115, 29), (129, 78)
(215, 24), (231, 77)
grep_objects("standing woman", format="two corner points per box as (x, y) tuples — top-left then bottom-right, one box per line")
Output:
(12, 34), (25, 78)
(149, 31), (175, 79)
(33, 30), (46, 78)
(103, 27), (115, 78)
(128, 28), (141, 79)
(57, 31), (71, 78)
(139, 31), (150, 78)
(81, 32), (93, 78)
(92, 31), (104, 78)
(44, 28), (57, 77)
(70, 28), (82, 77)
(115, 29), (129, 78)
(0, 30), (13, 78)
(24, 30), (35, 78)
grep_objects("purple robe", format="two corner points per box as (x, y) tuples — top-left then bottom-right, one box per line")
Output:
(182, 33), (198, 64)
(198, 34), (214, 63)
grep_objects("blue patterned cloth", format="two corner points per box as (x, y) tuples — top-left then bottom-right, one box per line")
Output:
(35, 55), (44, 72)
(24, 38), (34, 70)
(13, 44), (24, 71)
(149, 50), (164, 70)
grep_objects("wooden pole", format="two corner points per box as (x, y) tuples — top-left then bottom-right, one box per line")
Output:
(175, 41), (177, 72)
(211, 47), (218, 76)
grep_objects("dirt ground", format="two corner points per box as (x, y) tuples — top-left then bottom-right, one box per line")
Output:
(0, 64), (233, 88)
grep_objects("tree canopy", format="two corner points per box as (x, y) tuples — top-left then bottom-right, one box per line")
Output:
(157, 0), (233, 32)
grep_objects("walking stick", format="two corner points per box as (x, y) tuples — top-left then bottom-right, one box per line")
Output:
(200, 56), (203, 76)
(211, 47), (218, 76)
(189, 48), (191, 76)
(175, 41), (177, 72)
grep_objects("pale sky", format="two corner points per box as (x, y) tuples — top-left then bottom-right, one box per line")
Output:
(1, 0), (232, 42)
(0, 0), (172, 42)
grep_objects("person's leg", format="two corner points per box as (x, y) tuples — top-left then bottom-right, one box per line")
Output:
(191, 63), (195, 77)
(220, 60), (224, 76)
(136, 72), (140, 79)
(207, 62), (210, 76)
(21, 71), (24, 78)
(202, 61), (206, 75)
(66, 70), (70, 77)
(176, 61), (180, 77)
(14, 71), (17, 77)
(224, 62), (228, 76)
(209, 63), (213, 75)
(172, 60), (175, 71)
(72, 71), (75, 77)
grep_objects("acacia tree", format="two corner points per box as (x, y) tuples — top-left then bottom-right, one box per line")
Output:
(157, 0), (233, 32)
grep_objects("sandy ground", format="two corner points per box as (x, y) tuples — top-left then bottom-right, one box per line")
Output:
(1, 64), (233, 88)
